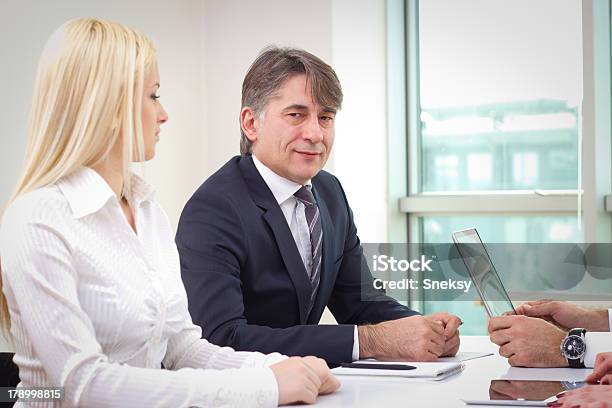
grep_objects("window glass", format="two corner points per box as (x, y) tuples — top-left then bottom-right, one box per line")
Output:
(418, 0), (582, 193)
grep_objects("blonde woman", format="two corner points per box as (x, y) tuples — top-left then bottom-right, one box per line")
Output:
(0, 18), (339, 407)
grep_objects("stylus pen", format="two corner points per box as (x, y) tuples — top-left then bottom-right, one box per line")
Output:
(340, 363), (416, 370)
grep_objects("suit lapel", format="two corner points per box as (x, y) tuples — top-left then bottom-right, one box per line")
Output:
(308, 183), (336, 322)
(239, 156), (312, 324)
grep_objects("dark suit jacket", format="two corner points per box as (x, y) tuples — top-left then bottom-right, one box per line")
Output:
(176, 155), (417, 363)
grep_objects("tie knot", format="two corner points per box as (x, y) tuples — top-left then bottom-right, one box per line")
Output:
(294, 185), (316, 206)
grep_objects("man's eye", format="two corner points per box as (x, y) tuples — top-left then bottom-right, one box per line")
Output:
(320, 116), (333, 121)
(288, 113), (302, 118)
(151, 93), (160, 101)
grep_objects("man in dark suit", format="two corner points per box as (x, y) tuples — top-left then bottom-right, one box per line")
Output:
(176, 47), (461, 364)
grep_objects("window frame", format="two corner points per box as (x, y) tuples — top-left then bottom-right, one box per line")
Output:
(388, 0), (612, 310)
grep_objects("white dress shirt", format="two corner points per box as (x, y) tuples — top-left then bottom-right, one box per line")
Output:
(252, 156), (360, 360)
(583, 309), (612, 367)
(0, 167), (285, 407)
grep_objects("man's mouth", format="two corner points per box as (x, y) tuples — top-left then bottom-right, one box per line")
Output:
(295, 150), (320, 156)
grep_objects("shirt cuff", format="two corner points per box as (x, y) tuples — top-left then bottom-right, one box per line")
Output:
(241, 351), (287, 369)
(261, 367), (281, 408)
(222, 367), (279, 408)
(352, 325), (359, 361)
(239, 353), (286, 406)
(584, 331), (612, 368)
(261, 352), (288, 367)
(183, 366), (280, 407)
(608, 309), (611, 332)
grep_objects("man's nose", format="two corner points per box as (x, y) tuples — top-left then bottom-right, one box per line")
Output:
(302, 116), (324, 143)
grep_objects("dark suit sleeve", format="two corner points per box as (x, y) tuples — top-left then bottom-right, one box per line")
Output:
(176, 189), (355, 364)
(327, 176), (420, 325)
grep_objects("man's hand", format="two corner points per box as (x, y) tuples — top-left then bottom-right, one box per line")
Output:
(515, 300), (610, 332)
(358, 313), (461, 361)
(358, 315), (446, 361)
(553, 385), (612, 408)
(425, 312), (461, 357)
(270, 356), (340, 405)
(586, 352), (612, 384)
(488, 315), (568, 367)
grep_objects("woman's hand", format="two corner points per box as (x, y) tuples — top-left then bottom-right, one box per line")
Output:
(270, 356), (340, 405)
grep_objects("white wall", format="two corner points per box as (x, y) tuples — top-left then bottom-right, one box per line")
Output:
(201, 0), (333, 176)
(331, 0), (389, 243)
(0, 0), (390, 347)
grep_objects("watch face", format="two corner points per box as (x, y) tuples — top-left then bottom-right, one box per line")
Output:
(562, 335), (586, 359)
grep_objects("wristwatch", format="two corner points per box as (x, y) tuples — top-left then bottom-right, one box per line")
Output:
(560, 328), (587, 368)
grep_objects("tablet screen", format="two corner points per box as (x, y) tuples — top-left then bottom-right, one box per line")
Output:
(489, 380), (568, 401)
(452, 228), (516, 317)
(463, 380), (585, 406)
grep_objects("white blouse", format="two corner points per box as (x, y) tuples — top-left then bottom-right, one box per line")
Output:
(0, 167), (285, 407)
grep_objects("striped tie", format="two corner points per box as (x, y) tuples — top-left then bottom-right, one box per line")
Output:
(294, 186), (322, 311)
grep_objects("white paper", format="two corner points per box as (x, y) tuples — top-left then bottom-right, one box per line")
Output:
(332, 360), (465, 380)
(439, 351), (494, 362)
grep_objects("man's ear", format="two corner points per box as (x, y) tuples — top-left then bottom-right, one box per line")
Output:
(240, 107), (259, 143)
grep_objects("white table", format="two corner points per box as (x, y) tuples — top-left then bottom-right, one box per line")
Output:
(313, 336), (592, 407)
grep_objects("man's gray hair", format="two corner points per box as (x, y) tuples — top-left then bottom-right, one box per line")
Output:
(240, 46), (343, 155)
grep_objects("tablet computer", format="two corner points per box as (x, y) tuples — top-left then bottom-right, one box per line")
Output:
(452, 228), (517, 317)
(462, 379), (584, 406)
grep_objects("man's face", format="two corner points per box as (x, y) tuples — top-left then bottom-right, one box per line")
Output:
(247, 74), (336, 185)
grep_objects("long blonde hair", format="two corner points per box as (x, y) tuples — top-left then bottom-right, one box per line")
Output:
(0, 17), (157, 336)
